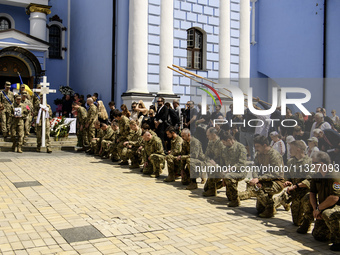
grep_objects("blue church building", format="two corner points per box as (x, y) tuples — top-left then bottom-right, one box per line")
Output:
(0, 0), (339, 113)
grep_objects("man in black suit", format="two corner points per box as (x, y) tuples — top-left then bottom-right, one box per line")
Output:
(155, 97), (168, 150)
(313, 128), (340, 152)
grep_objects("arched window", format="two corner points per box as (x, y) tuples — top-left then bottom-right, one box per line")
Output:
(187, 28), (203, 70)
(49, 25), (62, 58)
(0, 17), (11, 31)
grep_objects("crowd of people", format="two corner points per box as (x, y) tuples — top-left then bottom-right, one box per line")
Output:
(1, 80), (340, 251)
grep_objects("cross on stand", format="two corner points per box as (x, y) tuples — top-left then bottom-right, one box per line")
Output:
(33, 76), (56, 148)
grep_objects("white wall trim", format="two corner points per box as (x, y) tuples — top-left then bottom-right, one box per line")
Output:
(0, 13), (15, 29)
(46, 20), (66, 59)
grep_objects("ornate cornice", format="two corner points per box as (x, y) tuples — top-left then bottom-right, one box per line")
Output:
(26, 4), (52, 15)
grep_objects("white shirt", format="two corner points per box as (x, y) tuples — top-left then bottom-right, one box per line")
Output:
(307, 146), (319, 158)
(270, 139), (286, 156)
(310, 121), (332, 138)
(254, 114), (271, 137)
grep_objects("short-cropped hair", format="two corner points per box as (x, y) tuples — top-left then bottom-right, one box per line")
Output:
(290, 140), (307, 151)
(313, 151), (331, 164)
(253, 135), (269, 146)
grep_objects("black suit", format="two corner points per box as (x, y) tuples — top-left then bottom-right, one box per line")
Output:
(155, 105), (168, 149)
(319, 129), (340, 152)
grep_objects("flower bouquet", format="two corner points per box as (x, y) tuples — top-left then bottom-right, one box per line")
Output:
(50, 116), (73, 140)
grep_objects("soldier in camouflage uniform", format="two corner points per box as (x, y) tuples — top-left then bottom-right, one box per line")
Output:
(112, 109), (130, 163)
(85, 98), (98, 145)
(274, 140), (313, 226)
(19, 84), (31, 101)
(0, 81), (14, 138)
(123, 120), (143, 168)
(205, 132), (248, 206)
(142, 131), (165, 178)
(202, 127), (225, 197)
(297, 152), (340, 252)
(32, 84), (41, 109)
(98, 122), (115, 157)
(21, 91), (33, 140)
(164, 126), (183, 182)
(103, 122), (119, 159)
(10, 94), (28, 153)
(72, 102), (88, 148)
(248, 135), (284, 218)
(87, 121), (103, 154)
(180, 128), (206, 190)
(34, 97), (53, 153)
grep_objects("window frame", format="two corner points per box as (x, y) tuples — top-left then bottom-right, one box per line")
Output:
(0, 13), (15, 31)
(186, 28), (204, 70)
(47, 21), (66, 60)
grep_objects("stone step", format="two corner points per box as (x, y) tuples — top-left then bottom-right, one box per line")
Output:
(0, 135), (77, 143)
(0, 146), (76, 152)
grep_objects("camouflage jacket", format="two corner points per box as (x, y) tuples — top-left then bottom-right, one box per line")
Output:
(181, 136), (205, 161)
(87, 104), (98, 126)
(96, 128), (104, 140)
(33, 104), (52, 127)
(143, 135), (165, 161)
(32, 93), (41, 109)
(285, 155), (313, 189)
(10, 102), (28, 125)
(222, 141), (247, 172)
(118, 116), (130, 140)
(127, 128), (143, 148)
(169, 135), (183, 156)
(102, 126), (115, 141)
(0, 90), (14, 112)
(77, 106), (87, 125)
(205, 138), (224, 165)
(253, 148), (284, 180)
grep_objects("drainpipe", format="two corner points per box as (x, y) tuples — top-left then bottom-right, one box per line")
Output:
(322, 0), (327, 108)
(112, 0), (116, 101)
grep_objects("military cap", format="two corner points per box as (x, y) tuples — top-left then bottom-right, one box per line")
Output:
(14, 94), (21, 99)
(22, 91), (28, 96)
(5, 81), (11, 87)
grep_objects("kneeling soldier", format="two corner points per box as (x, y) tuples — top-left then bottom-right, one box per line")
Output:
(164, 126), (183, 182)
(124, 120), (143, 168)
(142, 131), (165, 178)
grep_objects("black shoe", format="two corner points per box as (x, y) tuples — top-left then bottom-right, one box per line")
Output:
(111, 158), (120, 162)
(118, 161), (129, 166)
(330, 243), (340, 251)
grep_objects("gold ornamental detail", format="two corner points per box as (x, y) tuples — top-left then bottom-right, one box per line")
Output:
(26, 4), (52, 15)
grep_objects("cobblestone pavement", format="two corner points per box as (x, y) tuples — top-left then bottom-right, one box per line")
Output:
(0, 151), (337, 254)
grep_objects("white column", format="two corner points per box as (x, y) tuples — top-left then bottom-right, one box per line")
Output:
(239, 0), (251, 93)
(159, 0), (174, 94)
(27, 4), (51, 41)
(127, 0), (149, 93)
(218, 0), (230, 85)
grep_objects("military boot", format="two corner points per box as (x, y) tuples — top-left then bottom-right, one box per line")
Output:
(186, 182), (198, 190)
(36, 147), (41, 152)
(11, 145), (16, 152)
(203, 189), (217, 197)
(46, 148), (52, 153)
(259, 206), (276, 218)
(150, 172), (160, 178)
(129, 163), (140, 169)
(3, 132), (7, 139)
(163, 174), (175, 182)
(228, 198), (241, 207)
(17, 147), (23, 153)
(296, 220), (311, 234)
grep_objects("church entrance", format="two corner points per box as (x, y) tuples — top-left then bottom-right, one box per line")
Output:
(0, 56), (33, 88)
(0, 46), (43, 89)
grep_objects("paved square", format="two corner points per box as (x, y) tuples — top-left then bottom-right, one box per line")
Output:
(0, 151), (338, 254)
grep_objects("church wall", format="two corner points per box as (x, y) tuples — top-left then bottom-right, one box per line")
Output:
(45, 0), (69, 111)
(251, 0), (325, 112)
(69, 0), (113, 112)
(324, 0), (340, 112)
(0, 4), (29, 33)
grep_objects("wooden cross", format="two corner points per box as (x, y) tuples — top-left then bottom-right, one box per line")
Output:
(33, 76), (56, 147)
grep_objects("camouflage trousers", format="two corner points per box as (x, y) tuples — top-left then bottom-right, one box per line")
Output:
(253, 181), (283, 213)
(117, 141), (128, 162)
(76, 125), (88, 147)
(205, 172), (246, 201)
(86, 125), (95, 145)
(182, 158), (207, 184)
(36, 125), (51, 148)
(101, 140), (114, 156)
(109, 141), (120, 160)
(143, 154), (165, 175)
(126, 147), (142, 165)
(322, 205), (340, 243)
(24, 115), (32, 137)
(90, 138), (101, 154)
(165, 154), (181, 178)
(11, 121), (24, 148)
(274, 188), (309, 226)
(1, 111), (11, 134)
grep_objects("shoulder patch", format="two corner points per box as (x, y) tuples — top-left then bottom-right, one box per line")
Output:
(333, 182), (340, 190)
